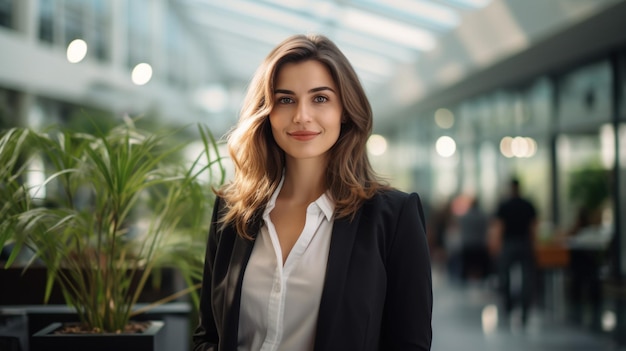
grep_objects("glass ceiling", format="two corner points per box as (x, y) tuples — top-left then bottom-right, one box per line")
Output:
(174, 0), (491, 91)
(170, 0), (619, 131)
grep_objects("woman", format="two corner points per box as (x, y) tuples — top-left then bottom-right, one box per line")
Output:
(193, 34), (432, 351)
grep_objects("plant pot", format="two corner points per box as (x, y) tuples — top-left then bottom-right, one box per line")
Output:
(30, 320), (165, 351)
(0, 308), (28, 351)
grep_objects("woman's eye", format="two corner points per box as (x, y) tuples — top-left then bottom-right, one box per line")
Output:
(313, 96), (328, 103)
(277, 97), (294, 104)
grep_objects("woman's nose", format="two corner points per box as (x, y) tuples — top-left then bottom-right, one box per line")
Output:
(292, 102), (312, 123)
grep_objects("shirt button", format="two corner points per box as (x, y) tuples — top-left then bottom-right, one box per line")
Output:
(274, 284), (281, 293)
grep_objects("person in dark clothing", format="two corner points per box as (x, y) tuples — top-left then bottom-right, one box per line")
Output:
(491, 178), (538, 326)
(564, 207), (604, 328)
(459, 198), (491, 282)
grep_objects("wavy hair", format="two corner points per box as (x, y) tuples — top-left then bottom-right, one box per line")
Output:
(217, 33), (389, 239)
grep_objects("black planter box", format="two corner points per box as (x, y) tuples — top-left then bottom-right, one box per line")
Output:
(13, 303), (191, 351)
(0, 309), (28, 351)
(30, 320), (165, 351)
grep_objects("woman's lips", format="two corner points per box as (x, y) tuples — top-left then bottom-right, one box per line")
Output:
(288, 131), (320, 141)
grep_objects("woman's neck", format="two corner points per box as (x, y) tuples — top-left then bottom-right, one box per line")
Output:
(280, 157), (327, 205)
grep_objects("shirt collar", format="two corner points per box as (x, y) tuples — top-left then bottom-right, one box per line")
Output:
(263, 176), (335, 221)
(314, 192), (335, 222)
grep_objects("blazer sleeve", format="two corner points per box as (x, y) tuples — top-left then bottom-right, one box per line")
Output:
(192, 197), (222, 351)
(380, 192), (433, 350)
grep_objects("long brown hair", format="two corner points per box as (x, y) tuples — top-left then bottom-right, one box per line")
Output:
(217, 33), (389, 239)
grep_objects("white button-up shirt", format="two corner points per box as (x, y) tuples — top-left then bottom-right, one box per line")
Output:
(237, 179), (334, 351)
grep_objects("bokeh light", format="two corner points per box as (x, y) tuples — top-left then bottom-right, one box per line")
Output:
(131, 63), (153, 85)
(436, 135), (456, 157)
(66, 39), (88, 63)
(367, 134), (388, 156)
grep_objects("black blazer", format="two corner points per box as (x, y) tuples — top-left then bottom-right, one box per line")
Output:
(193, 189), (432, 351)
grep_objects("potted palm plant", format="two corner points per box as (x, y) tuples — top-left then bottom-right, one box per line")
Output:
(567, 161), (610, 226)
(0, 117), (225, 351)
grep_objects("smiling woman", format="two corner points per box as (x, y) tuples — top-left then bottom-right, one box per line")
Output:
(270, 60), (343, 161)
(192, 34), (433, 351)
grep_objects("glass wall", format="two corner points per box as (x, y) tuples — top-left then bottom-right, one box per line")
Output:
(428, 106), (461, 204)
(64, 0), (84, 48)
(619, 53), (626, 276)
(0, 88), (19, 128)
(92, 0), (111, 61)
(36, 0), (111, 61)
(165, 12), (188, 88)
(556, 59), (614, 234)
(38, 0), (54, 43)
(458, 97), (500, 212)
(453, 82), (552, 220)
(397, 58), (620, 239)
(616, 122), (626, 276)
(555, 129), (613, 232)
(393, 53), (625, 286)
(127, 0), (152, 70)
(558, 60), (612, 129)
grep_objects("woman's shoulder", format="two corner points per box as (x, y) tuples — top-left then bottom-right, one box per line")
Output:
(371, 188), (420, 202)
(358, 188), (427, 235)
(364, 188), (422, 212)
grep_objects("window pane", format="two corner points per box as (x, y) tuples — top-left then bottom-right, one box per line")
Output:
(64, 0), (84, 46)
(522, 77), (553, 134)
(558, 60), (612, 129)
(39, 0), (54, 43)
(92, 0), (110, 61)
(127, 0), (151, 69)
(556, 130), (613, 232)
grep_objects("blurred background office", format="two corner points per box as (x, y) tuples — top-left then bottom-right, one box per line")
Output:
(1, 0), (626, 350)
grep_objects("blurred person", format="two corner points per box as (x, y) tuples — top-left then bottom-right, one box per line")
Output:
(490, 178), (538, 326)
(426, 197), (453, 265)
(458, 197), (491, 282)
(427, 197), (465, 282)
(443, 215), (463, 283)
(192, 34), (432, 351)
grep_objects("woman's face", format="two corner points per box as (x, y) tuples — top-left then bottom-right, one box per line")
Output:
(269, 60), (343, 163)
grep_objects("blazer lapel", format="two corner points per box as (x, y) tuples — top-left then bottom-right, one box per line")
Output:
(314, 209), (362, 351)
(222, 228), (255, 349)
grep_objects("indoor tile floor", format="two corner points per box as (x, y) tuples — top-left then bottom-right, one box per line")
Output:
(431, 265), (622, 351)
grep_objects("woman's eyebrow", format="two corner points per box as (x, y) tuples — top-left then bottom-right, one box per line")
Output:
(274, 86), (336, 95)
(309, 86), (336, 94)
(274, 89), (294, 95)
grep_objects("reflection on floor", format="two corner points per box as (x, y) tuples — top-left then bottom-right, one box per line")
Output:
(431, 264), (622, 351)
